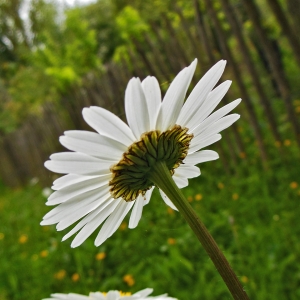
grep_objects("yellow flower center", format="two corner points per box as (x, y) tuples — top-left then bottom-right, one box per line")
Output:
(109, 125), (193, 201)
(100, 291), (131, 297)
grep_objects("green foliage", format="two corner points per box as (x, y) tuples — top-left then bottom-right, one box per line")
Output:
(112, 44), (131, 64)
(33, 8), (101, 92)
(0, 66), (58, 133)
(112, 5), (150, 64)
(0, 0), (30, 65)
(256, 0), (281, 39)
(77, 0), (123, 62)
(29, 0), (59, 46)
(1, 159), (300, 299)
(0, 1), (102, 133)
(115, 6), (149, 42)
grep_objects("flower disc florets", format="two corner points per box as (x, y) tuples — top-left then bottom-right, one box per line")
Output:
(109, 125), (193, 202)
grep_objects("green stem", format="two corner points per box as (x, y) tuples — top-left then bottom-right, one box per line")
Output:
(149, 161), (250, 300)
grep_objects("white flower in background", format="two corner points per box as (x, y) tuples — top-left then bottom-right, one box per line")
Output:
(30, 177), (39, 186)
(43, 288), (177, 300)
(42, 187), (53, 198)
(42, 59), (241, 247)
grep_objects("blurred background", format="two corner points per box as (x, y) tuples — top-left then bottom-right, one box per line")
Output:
(0, 0), (299, 299)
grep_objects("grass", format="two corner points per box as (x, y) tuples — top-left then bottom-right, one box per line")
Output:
(0, 153), (300, 300)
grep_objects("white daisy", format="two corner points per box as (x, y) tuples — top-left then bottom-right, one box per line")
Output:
(42, 59), (241, 248)
(43, 288), (177, 300)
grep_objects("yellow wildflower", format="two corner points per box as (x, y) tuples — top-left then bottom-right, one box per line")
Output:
(95, 252), (106, 261)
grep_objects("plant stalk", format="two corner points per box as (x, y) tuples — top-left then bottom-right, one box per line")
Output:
(149, 161), (250, 300)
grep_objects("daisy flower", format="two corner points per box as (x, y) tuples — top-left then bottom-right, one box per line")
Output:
(42, 59), (241, 248)
(43, 288), (177, 300)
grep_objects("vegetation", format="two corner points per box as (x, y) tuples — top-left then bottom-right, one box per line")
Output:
(0, 0), (300, 299)
(0, 159), (299, 299)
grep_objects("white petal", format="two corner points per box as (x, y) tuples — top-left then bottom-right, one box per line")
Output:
(43, 188), (104, 220)
(186, 80), (232, 130)
(191, 99), (241, 136)
(106, 291), (120, 300)
(177, 60), (227, 126)
(88, 293), (105, 300)
(47, 293), (89, 300)
(141, 76), (161, 130)
(131, 288), (153, 297)
(175, 164), (200, 178)
(82, 106), (135, 146)
(173, 172), (188, 188)
(49, 152), (102, 161)
(156, 59), (197, 131)
(159, 189), (178, 211)
(42, 187), (110, 225)
(44, 192), (108, 228)
(51, 174), (110, 195)
(189, 134), (222, 153)
(95, 200), (134, 246)
(56, 191), (111, 231)
(128, 195), (144, 229)
(184, 150), (219, 164)
(52, 174), (106, 191)
(45, 152), (112, 175)
(47, 175), (110, 206)
(69, 199), (120, 247)
(125, 78), (150, 139)
(143, 187), (154, 206)
(150, 294), (173, 299)
(61, 198), (117, 243)
(194, 114), (240, 142)
(60, 131), (126, 160)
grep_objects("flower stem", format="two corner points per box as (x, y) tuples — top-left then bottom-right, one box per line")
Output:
(149, 161), (250, 300)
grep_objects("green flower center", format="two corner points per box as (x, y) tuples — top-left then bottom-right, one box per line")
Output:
(109, 125), (193, 202)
